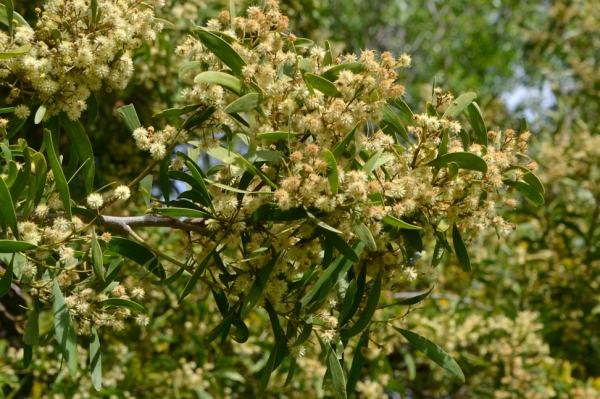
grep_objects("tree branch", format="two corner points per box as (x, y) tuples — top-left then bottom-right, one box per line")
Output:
(20, 213), (210, 234)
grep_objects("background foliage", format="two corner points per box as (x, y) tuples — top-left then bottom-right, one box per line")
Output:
(1, 0), (599, 398)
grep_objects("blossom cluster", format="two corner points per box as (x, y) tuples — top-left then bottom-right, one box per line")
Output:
(169, 0), (534, 325)
(0, 0), (164, 121)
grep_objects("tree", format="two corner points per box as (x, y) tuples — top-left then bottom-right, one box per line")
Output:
(0, 0), (545, 397)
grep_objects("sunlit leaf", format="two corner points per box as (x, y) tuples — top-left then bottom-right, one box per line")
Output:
(53, 279), (78, 377)
(425, 152), (488, 174)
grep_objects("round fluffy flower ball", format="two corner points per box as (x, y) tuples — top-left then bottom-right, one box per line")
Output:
(14, 105), (31, 119)
(86, 193), (104, 209)
(114, 185), (131, 200)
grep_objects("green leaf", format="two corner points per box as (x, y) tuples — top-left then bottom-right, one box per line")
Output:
(178, 61), (204, 78)
(257, 131), (304, 140)
(298, 58), (312, 74)
(332, 123), (359, 159)
(9, 140), (31, 205)
(34, 104), (46, 124)
(0, 43), (31, 60)
(154, 17), (174, 29)
(452, 223), (471, 272)
(90, 326), (102, 391)
(5, 160), (17, 187)
(258, 345), (277, 398)
(4, 0), (13, 34)
(393, 327), (465, 381)
(466, 102), (487, 146)
(117, 104), (141, 133)
(139, 174), (152, 209)
(304, 73), (342, 97)
(321, 62), (365, 82)
(151, 267), (184, 286)
(382, 215), (421, 230)
(425, 152), (488, 174)
(320, 229), (359, 263)
(442, 92), (477, 118)
(381, 287), (433, 308)
(353, 220), (376, 251)
(153, 104), (202, 119)
(91, 228), (105, 282)
(106, 237), (166, 279)
(0, 174), (19, 238)
(503, 179), (544, 206)
(0, 254), (13, 298)
(293, 37), (314, 47)
(324, 150), (338, 195)
(153, 207), (215, 219)
(341, 271), (381, 340)
(88, 91), (98, 124)
(182, 106), (216, 131)
(52, 279), (78, 377)
(292, 318), (313, 347)
(194, 28), (247, 76)
(194, 71), (245, 96)
(178, 247), (215, 303)
(326, 344), (347, 399)
(159, 154), (170, 202)
(0, 4), (27, 28)
(284, 358), (297, 387)
(241, 254), (278, 317)
(90, 0), (98, 24)
(380, 105), (411, 143)
(98, 298), (146, 313)
(184, 159), (215, 214)
(60, 114), (95, 195)
(507, 165), (545, 194)
(388, 98), (414, 116)
(346, 329), (368, 393)
(232, 318), (249, 343)
(323, 40), (333, 66)
(24, 300), (39, 345)
(0, 240), (35, 252)
(224, 93), (265, 114)
(32, 152), (47, 206)
(300, 242), (365, 307)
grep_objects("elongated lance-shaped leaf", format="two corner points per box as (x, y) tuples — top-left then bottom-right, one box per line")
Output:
(353, 219), (376, 251)
(388, 97), (414, 116)
(241, 254), (279, 317)
(59, 114), (95, 194)
(153, 104), (202, 118)
(0, 173), (19, 238)
(91, 228), (105, 282)
(300, 242), (365, 307)
(194, 71), (245, 96)
(178, 247), (215, 304)
(44, 128), (72, 219)
(466, 102), (488, 146)
(442, 92), (477, 118)
(346, 329), (369, 393)
(503, 179), (545, 206)
(224, 93), (265, 114)
(323, 150), (338, 195)
(257, 345), (278, 398)
(425, 152), (488, 174)
(394, 327), (465, 381)
(117, 104), (141, 133)
(98, 298), (146, 313)
(304, 73), (342, 97)
(9, 140), (31, 205)
(53, 279), (78, 377)
(0, 240), (36, 252)
(320, 62), (365, 82)
(380, 105), (411, 144)
(194, 28), (247, 77)
(0, 254), (14, 298)
(159, 153), (170, 202)
(332, 123), (359, 159)
(321, 229), (359, 263)
(380, 287), (434, 308)
(382, 215), (421, 230)
(4, 0), (13, 34)
(24, 300), (39, 345)
(452, 223), (471, 272)
(90, 326), (102, 391)
(0, 3), (28, 28)
(326, 344), (347, 399)
(106, 237), (165, 279)
(0, 43), (31, 59)
(292, 318), (313, 347)
(178, 61), (203, 78)
(341, 270), (381, 340)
